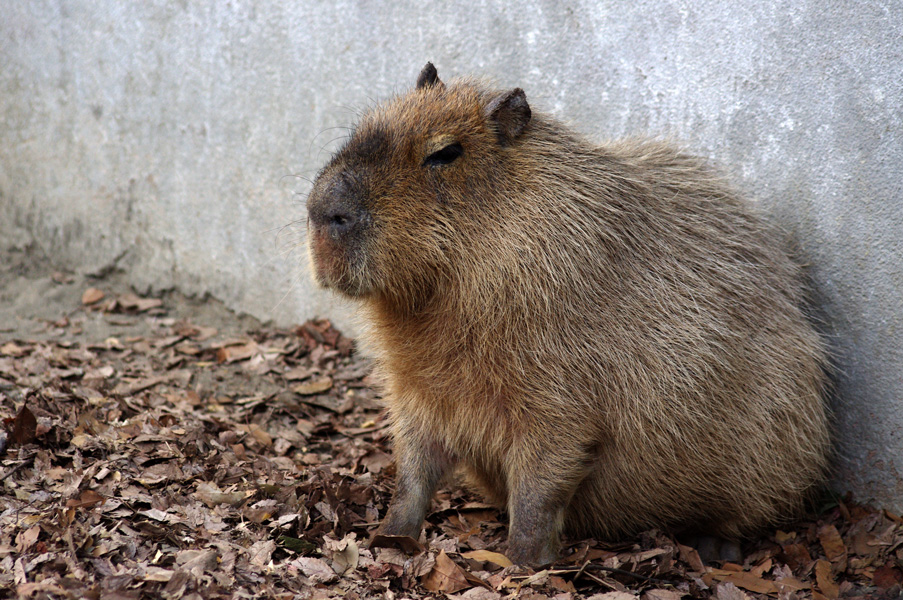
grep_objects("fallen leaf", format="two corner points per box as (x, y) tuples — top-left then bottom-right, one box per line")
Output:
(65, 489), (105, 509)
(295, 556), (338, 584)
(216, 341), (259, 363)
(138, 508), (173, 522)
(176, 549), (218, 577)
(293, 377), (333, 396)
(323, 533), (360, 575)
(422, 550), (470, 593)
(815, 559), (839, 599)
(779, 542), (812, 572)
(15, 582), (66, 597)
(714, 582), (751, 600)
(643, 590), (684, 600)
(15, 526), (40, 553)
(117, 292), (163, 312)
(775, 575), (808, 593)
(248, 540), (276, 570)
(360, 449), (393, 474)
(82, 287), (105, 305)
(461, 550), (513, 568)
(236, 423), (273, 447)
(143, 566), (175, 582)
(195, 483), (248, 507)
(0, 342), (28, 357)
(447, 589), (502, 600)
(704, 569), (778, 595)
(9, 403), (37, 446)
(873, 563), (903, 589)
(818, 524), (847, 564)
(408, 551), (437, 578)
(677, 543), (706, 573)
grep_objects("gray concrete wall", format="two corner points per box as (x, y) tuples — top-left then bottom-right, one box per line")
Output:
(1, 2), (901, 510)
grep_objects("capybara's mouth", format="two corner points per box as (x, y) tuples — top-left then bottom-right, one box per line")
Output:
(308, 226), (369, 298)
(309, 227), (346, 287)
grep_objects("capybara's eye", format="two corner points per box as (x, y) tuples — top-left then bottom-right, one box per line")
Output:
(423, 143), (463, 167)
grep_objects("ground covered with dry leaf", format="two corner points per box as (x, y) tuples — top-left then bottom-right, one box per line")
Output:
(2, 250), (903, 600)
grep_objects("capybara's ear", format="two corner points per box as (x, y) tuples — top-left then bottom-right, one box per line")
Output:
(416, 62), (444, 90)
(484, 88), (531, 145)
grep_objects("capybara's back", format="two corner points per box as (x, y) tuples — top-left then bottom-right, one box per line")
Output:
(306, 63), (831, 565)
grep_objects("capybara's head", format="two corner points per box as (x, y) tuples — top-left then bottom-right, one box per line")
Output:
(306, 63), (531, 307)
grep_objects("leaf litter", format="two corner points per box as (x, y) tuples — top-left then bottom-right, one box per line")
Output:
(1, 283), (902, 599)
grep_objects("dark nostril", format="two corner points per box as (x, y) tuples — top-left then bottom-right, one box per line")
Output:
(323, 208), (357, 235)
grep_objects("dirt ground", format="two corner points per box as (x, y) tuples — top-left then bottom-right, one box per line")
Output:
(1, 247), (902, 600)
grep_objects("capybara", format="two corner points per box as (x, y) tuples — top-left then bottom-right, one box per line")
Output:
(305, 63), (830, 566)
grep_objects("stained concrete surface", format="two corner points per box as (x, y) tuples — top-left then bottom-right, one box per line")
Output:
(1, 2), (901, 509)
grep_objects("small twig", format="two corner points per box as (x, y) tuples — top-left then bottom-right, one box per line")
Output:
(0, 453), (36, 482)
(581, 562), (675, 585)
(581, 569), (619, 590)
(574, 560), (591, 582)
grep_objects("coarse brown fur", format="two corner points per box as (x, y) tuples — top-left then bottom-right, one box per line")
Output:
(305, 63), (831, 565)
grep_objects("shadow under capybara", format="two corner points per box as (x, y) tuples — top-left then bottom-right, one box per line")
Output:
(305, 63), (831, 566)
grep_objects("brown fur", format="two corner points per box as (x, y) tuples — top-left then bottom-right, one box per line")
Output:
(305, 63), (831, 565)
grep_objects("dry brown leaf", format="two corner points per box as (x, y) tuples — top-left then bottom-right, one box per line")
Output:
(248, 539), (276, 570)
(8, 403), (37, 446)
(293, 377), (333, 395)
(714, 582), (751, 600)
(360, 449), (393, 474)
(15, 581), (66, 597)
(818, 524), (847, 564)
(705, 569), (778, 595)
(216, 341), (259, 364)
(117, 292), (163, 312)
(138, 508), (173, 522)
(295, 556), (339, 584)
(586, 593), (636, 600)
(323, 533), (360, 575)
(676, 543), (706, 573)
(873, 563), (903, 589)
(65, 489), (105, 509)
(15, 526), (40, 553)
(236, 423), (273, 446)
(194, 483), (248, 507)
(643, 590), (684, 600)
(0, 342), (28, 357)
(461, 550), (513, 568)
(749, 558), (772, 579)
(815, 559), (839, 599)
(143, 566), (175, 582)
(779, 542), (812, 572)
(284, 365), (316, 381)
(81, 287), (105, 305)
(422, 550), (470, 593)
(176, 549), (218, 577)
(447, 589), (502, 600)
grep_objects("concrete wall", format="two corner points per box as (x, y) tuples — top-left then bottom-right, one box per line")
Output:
(2, 2), (901, 509)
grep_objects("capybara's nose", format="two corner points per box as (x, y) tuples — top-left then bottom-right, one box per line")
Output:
(307, 174), (368, 238)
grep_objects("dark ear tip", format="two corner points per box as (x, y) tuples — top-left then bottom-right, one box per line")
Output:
(416, 62), (442, 90)
(510, 88), (529, 108)
(485, 87), (532, 145)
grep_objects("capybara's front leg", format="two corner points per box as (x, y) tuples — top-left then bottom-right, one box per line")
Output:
(505, 487), (566, 565)
(505, 459), (580, 566)
(375, 433), (451, 540)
